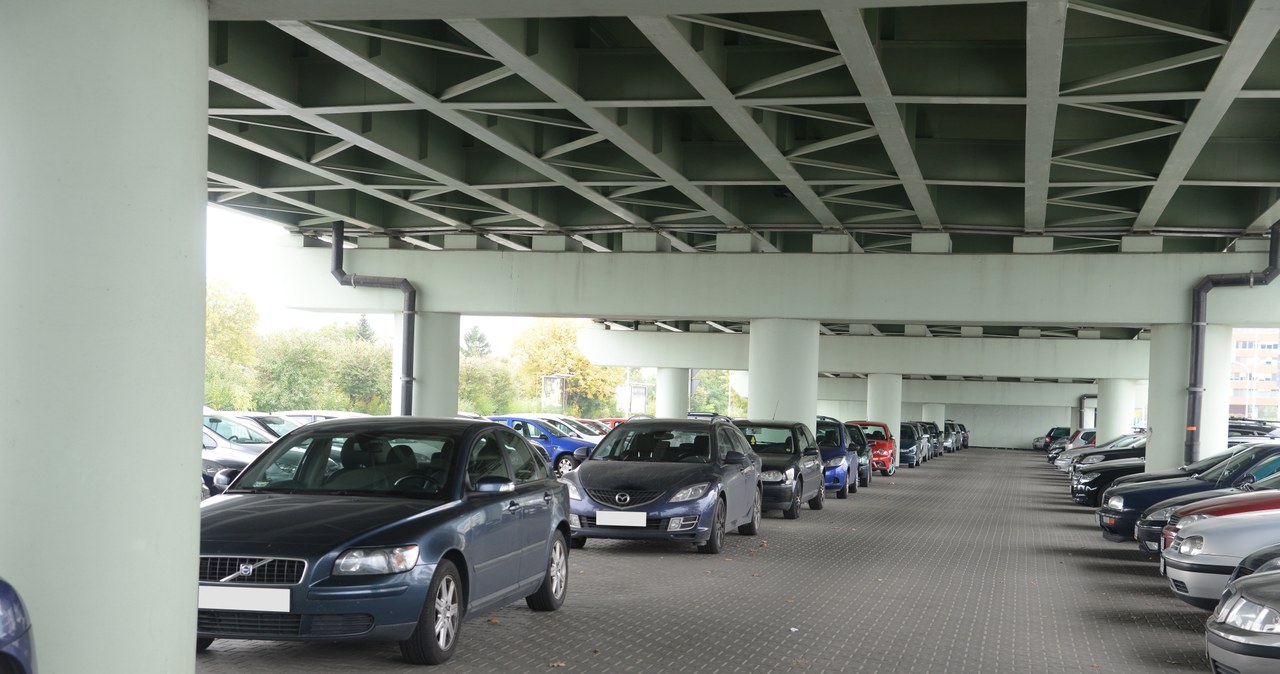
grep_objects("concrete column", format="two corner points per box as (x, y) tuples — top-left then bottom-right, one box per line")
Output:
(415, 312), (461, 416)
(1148, 324), (1232, 470)
(656, 367), (691, 417)
(748, 319), (818, 433)
(922, 403), (946, 429)
(0, 1), (207, 672)
(1097, 379), (1138, 442)
(867, 374), (903, 464)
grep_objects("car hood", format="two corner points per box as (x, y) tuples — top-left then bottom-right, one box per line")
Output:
(1080, 457), (1145, 475)
(201, 493), (450, 554)
(1178, 510), (1280, 556)
(760, 454), (800, 472)
(1146, 488), (1240, 516)
(1107, 476), (1222, 509)
(576, 461), (717, 491)
(1179, 490), (1280, 518)
(819, 447), (849, 462)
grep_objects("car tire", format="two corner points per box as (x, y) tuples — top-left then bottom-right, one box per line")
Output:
(859, 469), (870, 488)
(848, 474), (858, 494)
(738, 488), (762, 535)
(526, 532), (568, 611)
(554, 455), (575, 477)
(400, 559), (463, 666)
(836, 480), (848, 499)
(569, 537), (587, 549)
(881, 465), (895, 477)
(782, 484), (802, 519)
(808, 483), (825, 510)
(195, 638), (214, 652)
(698, 499), (726, 554)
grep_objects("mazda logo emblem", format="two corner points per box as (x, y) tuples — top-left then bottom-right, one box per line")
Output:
(239, 563), (255, 576)
(615, 493), (631, 505)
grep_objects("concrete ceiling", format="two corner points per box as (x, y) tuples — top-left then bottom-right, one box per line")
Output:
(208, 0), (1280, 256)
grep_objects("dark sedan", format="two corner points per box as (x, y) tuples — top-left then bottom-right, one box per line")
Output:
(198, 417), (570, 665)
(561, 417), (762, 554)
(1135, 468), (1280, 555)
(734, 420), (825, 518)
(1071, 457), (1145, 507)
(1096, 442), (1280, 541)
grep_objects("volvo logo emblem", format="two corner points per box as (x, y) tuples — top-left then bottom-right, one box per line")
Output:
(239, 563), (255, 577)
(615, 493), (631, 505)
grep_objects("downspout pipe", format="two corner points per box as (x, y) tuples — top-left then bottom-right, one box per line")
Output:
(1185, 223), (1280, 463)
(330, 222), (417, 416)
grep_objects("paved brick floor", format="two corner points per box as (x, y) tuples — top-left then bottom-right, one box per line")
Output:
(196, 448), (1211, 673)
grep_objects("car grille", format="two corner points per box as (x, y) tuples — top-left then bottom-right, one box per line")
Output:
(199, 610), (302, 636)
(1171, 578), (1189, 593)
(200, 556), (306, 585)
(585, 489), (664, 508)
(581, 515), (665, 530)
(197, 611), (374, 637)
(1211, 659), (1242, 674)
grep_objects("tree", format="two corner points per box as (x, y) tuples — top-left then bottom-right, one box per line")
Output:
(252, 331), (335, 411)
(354, 315), (377, 342)
(689, 369), (731, 414)
(461, 325), (492, 357)
(204, 282), (259, 408)
(333, 339), (392, 413)
(458, 355), (517, 415)
(510, 319), (623, 417)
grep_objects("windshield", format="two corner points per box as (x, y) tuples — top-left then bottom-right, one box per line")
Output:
(592, 428), (712, 463)
(204, 415), (274, 444)
(1183, 449), (1240, 473)
(230, 429), (460, 498)
(1198, 444), (1276, 482)
(815, 421), (843, 447)
(253, 415), (300, 436)
(736, 426), (796, 455)
(559, 417), (600, 437)
(858, 424), (888, 441)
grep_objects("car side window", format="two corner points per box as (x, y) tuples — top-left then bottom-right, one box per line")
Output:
(466, 434), (511, 490)
(799, 425), (817, 450)
(730, 429), (756, 461)
(1248, 455), (1280, 481)
(495, 428), (548, 483)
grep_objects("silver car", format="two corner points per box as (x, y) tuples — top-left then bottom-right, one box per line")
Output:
(1207, 567), (1280, 673)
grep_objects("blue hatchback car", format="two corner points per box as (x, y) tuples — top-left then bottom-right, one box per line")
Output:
(815, 416), (858, 498)
(489, 415), (594, 477)
(561, 417), (762, 554)
(0, 578), (37, 674)
(198, 417), (570, 665)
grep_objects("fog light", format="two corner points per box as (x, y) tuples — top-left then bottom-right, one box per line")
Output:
(569, 514), (581, 528)
(667, 516), (698, 532)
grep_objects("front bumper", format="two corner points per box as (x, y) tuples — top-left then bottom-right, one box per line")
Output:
(197, 564), (433, 642)
(823, 465), (849, 489)
(762, 482), (798, 511)
(570, 492), (716, 544)
(1163, 553), (1239, 610)
(1071, 479), (1102, 505)
(1096, 507), (1139, 540)
(1207, 622), (1280, 674)
(1134, 519), (1166, 553)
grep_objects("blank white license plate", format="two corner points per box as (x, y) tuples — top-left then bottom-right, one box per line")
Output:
(198, 585), (290, 612)
(596, 510), (647, 527)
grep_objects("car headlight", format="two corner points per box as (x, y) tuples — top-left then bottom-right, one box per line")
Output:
(1106, 495), (1124, 510)
(1256, 558), (1280, 575)
(1144, 507), (1173, 522)
(1081, 455), (1104, 465)
(670, 483), (711, 503)
(562, 480), (581, 501)
(1178, 535), (1204, 556)
(202, 462), (222, 475)
(333, 545), (420, 575)
(1221, 596), (1280, 633)
(823, 457), (847, 469)
(1079, 472), (1101, 483)
(761, 470), (784, 482)
(1179, 513), (1215, 527)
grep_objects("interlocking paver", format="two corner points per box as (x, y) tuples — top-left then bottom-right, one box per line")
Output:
(197, 449), (1211, 673)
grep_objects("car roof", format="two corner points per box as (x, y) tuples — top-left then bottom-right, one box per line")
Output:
(299, 415), (504, 434)
(733, 419), (801, 428)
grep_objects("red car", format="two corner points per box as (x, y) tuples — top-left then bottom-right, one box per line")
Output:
(1160, 491), (1280, 550)
(849, 421), (896, 476)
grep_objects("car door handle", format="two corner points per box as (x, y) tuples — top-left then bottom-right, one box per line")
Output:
(542, 492), (553, 502)
(505, 501), (521, 513)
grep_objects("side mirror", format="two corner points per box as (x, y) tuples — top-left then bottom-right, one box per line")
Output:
(213, 468), (241, 490)
(573, 447), (591, 462)
(1235, 474), (1257, 489)
(475, 476), (516, 493)
(724, 450), (750, 465)
(803, 447), (820, 457)
(538, 434), (550, 441)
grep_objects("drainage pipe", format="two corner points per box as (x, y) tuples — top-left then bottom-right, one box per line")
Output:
(1185, 224), (1280, 463)
(330, 222), (417, 416)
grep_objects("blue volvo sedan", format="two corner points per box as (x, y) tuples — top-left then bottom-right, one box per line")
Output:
(198, 417), (570, 665)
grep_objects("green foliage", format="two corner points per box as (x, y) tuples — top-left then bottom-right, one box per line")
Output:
(252, 331), (336, 411)
(461, 325), (492, 357)
(354, 315), (376, 342)
(510, 319), (624, 417)
(205, 282), (259, 407)
(458, 355), (517, 415)
(333, 339), (392, 413)
(204, 352), (256, 411)
(689, 369), (730, 414)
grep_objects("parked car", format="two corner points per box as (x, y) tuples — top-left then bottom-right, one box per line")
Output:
(815, 417), (860, 496)
(560, 416), (762, 554)
(519, 413), (605, 444)
(1159, 481), (1280, 551)
(1207, 569), (1280, 672)
(1060, 435), (1147, 476)
(956, 422), (970, 448)
(1164, 510), (1280, 609)
(851, 420), (896, 476)
(1097, 442), (1280, 541)
(1071, 457), (1145, 507)
(1228, 541), (1280, 583)
(203, 413), (276, 448)
(0, 578), (36, 674)
(229, 411), (301, 437)
(1034, 426), (1071, 451)
(575, 418), (611, 435)
(488, 415), (595, 477)
(899, 422), (925, 468)
(918, 421), (943, 459)
(272, 409), (372, 425)
(197, 416), (570, 665)
(1134, 450), (1279, 553)
(201, 427), (257, 495)
(943, 421), (962, 453)
(733, 420), (825, 518)
(820, 416), (871, 488)
(1114, 446), (1243, 491)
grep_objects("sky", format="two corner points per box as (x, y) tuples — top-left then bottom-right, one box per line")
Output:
(205, 205), (535, 356)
